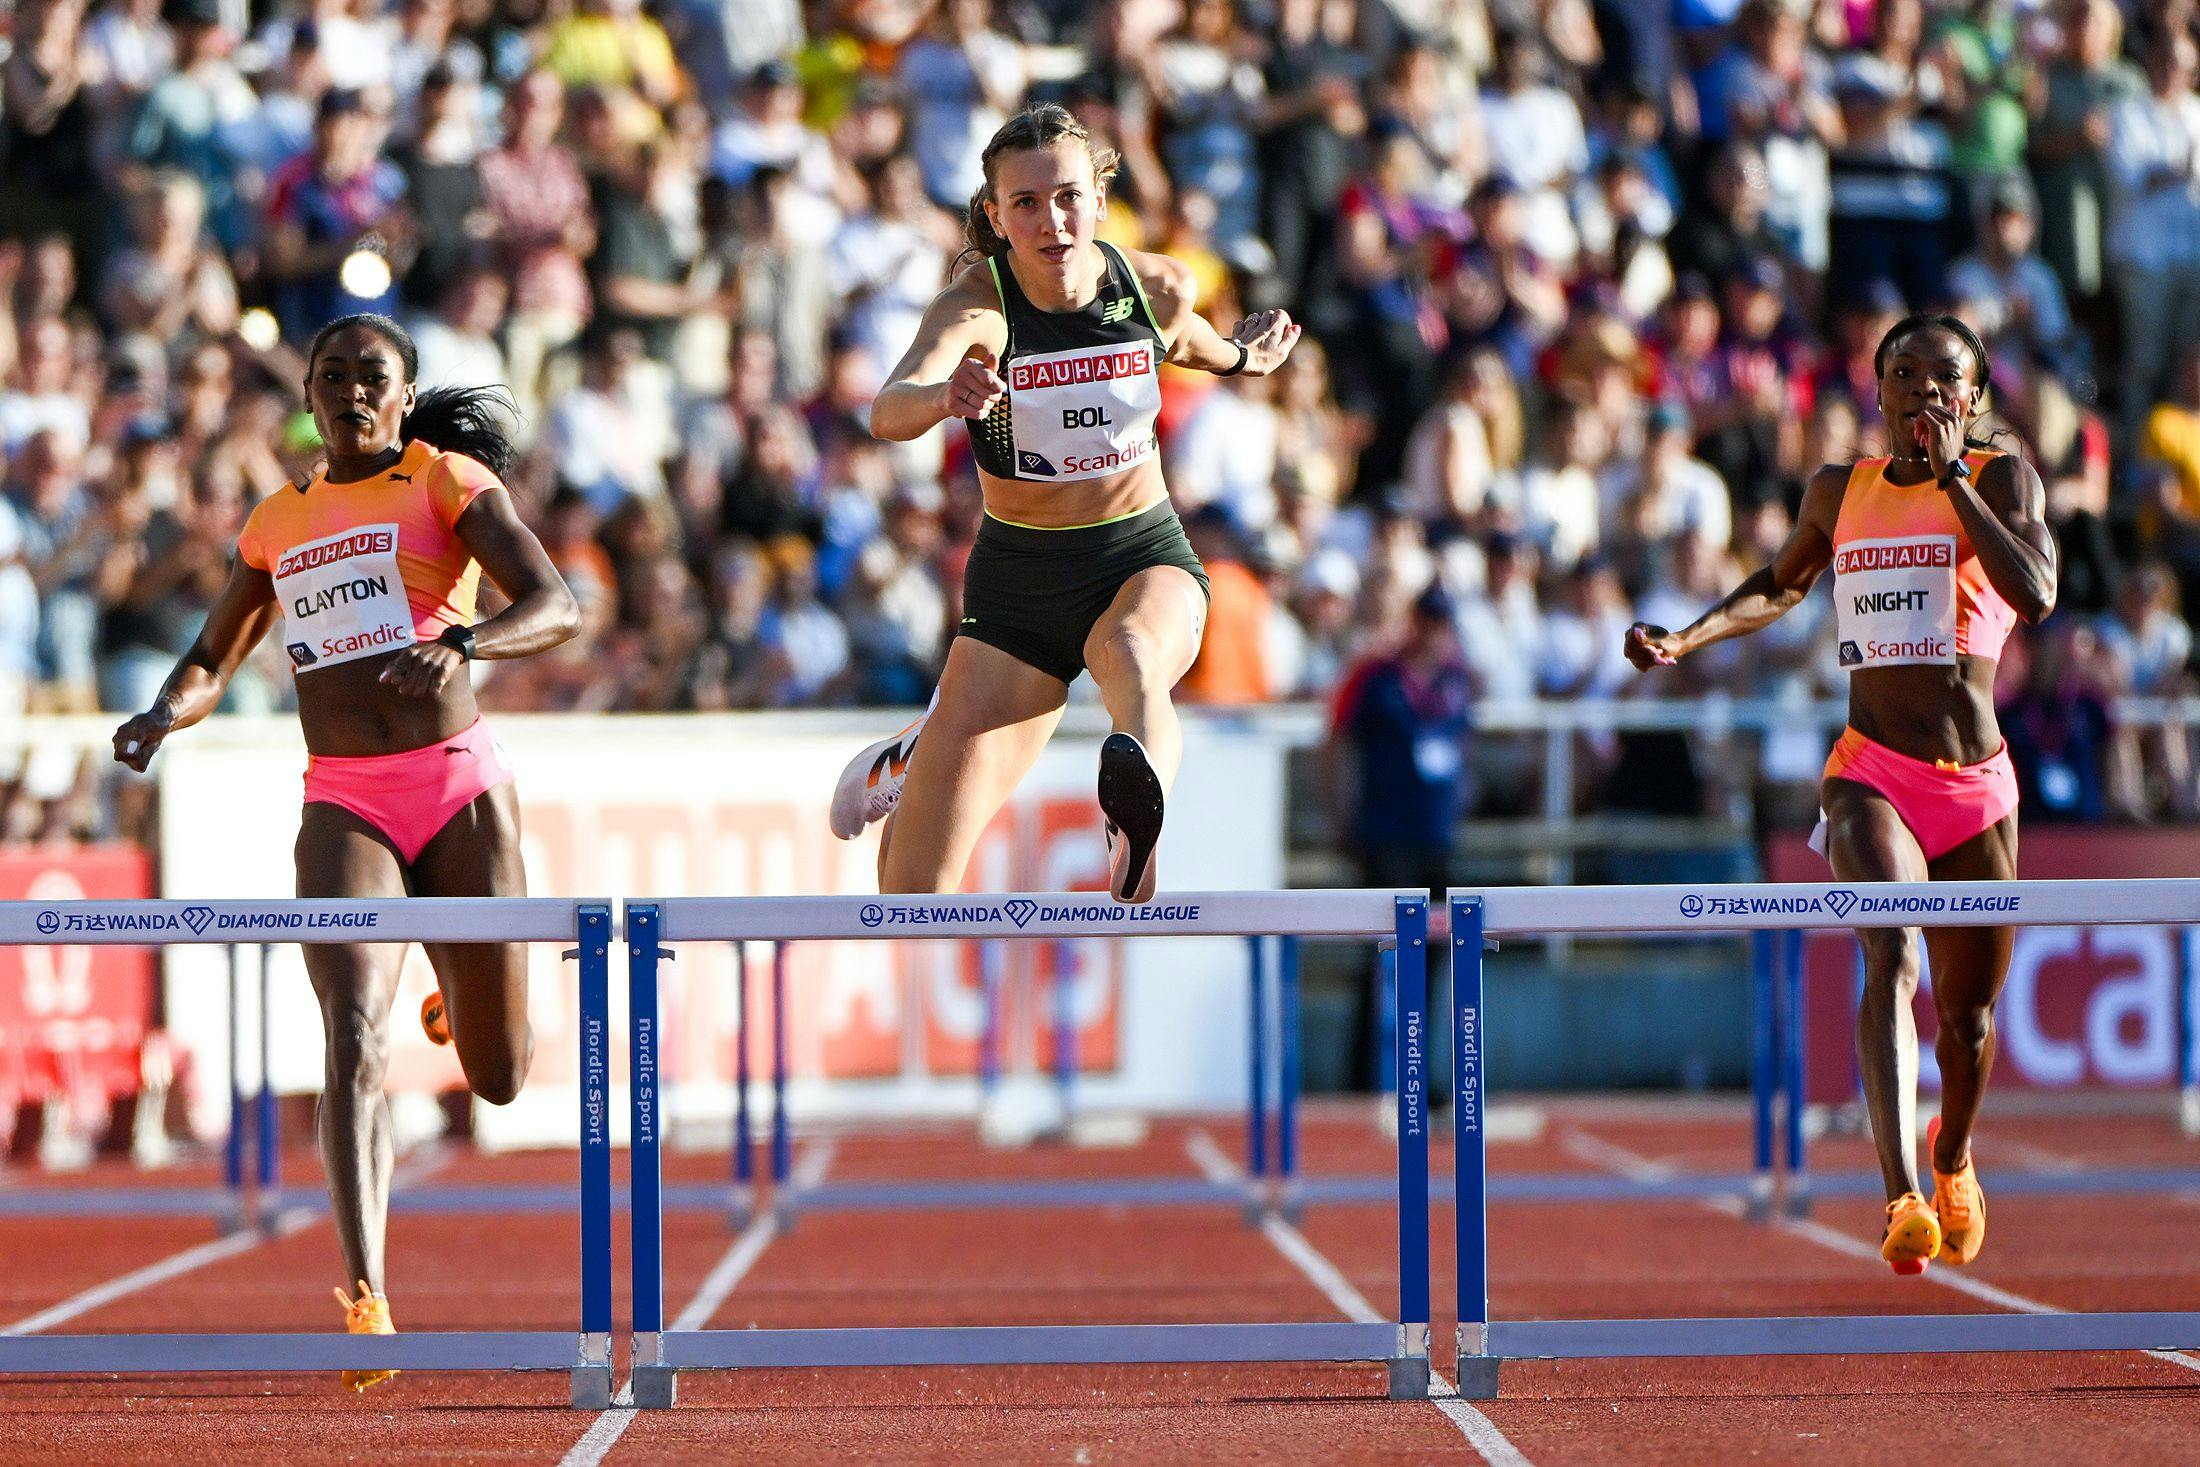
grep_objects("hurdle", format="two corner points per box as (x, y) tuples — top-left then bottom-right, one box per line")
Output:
(622, 891), (1436, 1408)
(1448, 878), (2200, 1398)
(708, 930), (1297, 1225)
(0, 897), (619, 1409)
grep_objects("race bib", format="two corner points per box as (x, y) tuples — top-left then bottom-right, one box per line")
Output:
(1834, 535), (1956, 669)
(1005, 341), (1161, 482)
(270, 523), (415, 671)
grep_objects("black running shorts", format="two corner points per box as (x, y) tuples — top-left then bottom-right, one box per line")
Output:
(957, 500), (1211, 684)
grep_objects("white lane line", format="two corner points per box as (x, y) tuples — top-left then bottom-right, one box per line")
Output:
(1561, 1127), (2200, 1377)
(558, 1139), (836, 1467)
(2, 1142), (455, 1336)
(672, 1141), (837, 1333)
(1185, 1130), (1534, 1467)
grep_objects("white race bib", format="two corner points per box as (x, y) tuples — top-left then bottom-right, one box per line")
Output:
(1005, 341), (1161, 482)
(270, 522), (415, 671)
(1834, 534), (1957, 669)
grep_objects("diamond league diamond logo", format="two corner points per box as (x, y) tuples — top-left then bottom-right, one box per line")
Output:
(1003, 899), (1037, 928)
(1824, 888), (1858, 920)
(1678, 894), (1704, 919)
(181, 905), (216, 936)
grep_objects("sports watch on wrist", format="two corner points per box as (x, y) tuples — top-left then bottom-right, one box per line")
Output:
(436, 624), (477, 660)
(1938, 458), (1972, 490)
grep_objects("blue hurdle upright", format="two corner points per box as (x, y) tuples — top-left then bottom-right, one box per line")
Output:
(0, 897), (618, 1409)
(622, 890), (1436, 1409)
(1449, 879), (2200, 1398)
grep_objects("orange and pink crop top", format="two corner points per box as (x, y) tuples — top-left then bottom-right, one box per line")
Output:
(237, 439), (499, 673)
(1830, 452), (2016, 671)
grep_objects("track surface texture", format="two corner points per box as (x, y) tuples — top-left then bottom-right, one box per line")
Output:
(4, 1096), (2199, 1464)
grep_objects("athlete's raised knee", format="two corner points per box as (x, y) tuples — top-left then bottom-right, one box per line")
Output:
(463, 1028), (533, 1106)
(1090, 628), (1174, 690)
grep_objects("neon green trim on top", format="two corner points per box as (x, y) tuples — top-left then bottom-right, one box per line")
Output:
(984, 495), (1170, 532)
(1106, 241), (1163, 340)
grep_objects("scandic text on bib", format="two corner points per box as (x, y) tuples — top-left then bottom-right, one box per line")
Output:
(1834, 534), (1957, 669)
(1004, 341), (1161, 482)
(270, 522), (415, 670)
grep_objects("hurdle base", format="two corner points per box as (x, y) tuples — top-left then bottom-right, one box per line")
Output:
(633, 1364), (678, 1408)
(1386, 1355), (1430, 1400)
(569, 1365), (614, 1410)
(1451, 1354), (1499, 1399)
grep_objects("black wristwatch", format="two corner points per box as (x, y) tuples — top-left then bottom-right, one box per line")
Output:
(436, 624), (477, 660)
(1219, 341), (1249, 377)
(1938, 459), (1973, 490)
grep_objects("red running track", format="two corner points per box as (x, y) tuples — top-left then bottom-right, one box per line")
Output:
(3, 1098), (2199, 1464)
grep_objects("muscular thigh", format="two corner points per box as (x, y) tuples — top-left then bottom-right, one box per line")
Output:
(295, 803), (410, 1010)
(881, 637), (1067, 888)
(1821, 777), (1929, 973)
(1922, 812), (2018, 1012)
(412, 781), (529, 996)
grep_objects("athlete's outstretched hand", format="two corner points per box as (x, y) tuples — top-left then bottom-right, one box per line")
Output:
(379, 642), (466, 699)
(943, 347), (1008, 421)
(112, 702), (177, 773)
(1624, 622), (1682, 670)
(1230, 308), (1303, 377)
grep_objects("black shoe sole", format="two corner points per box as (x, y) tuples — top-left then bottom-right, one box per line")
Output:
(1098, 733), (1164, 901)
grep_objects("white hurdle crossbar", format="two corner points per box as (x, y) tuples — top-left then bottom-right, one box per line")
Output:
(624, 890), (1437, 1409)
(1448, 878), (2200, 1397)
(0, 897), (619, 1409)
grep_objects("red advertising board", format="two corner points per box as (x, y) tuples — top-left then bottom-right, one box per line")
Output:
(1766, 828), (2200, 1103)
(0, 845), (160, 1113)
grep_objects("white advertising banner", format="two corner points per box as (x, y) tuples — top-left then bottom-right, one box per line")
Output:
(158, 713), (1286, 1147)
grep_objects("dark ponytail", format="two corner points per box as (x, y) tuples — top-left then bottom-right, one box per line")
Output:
(1872, 312), (2011, 455)
(401, 384), (520, 477)
(305, 312), (521, 476)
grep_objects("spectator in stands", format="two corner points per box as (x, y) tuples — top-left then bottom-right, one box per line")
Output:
(898, 0), (1025, 213)
(1600, 401), (1732, 575)
(2029, 0), (2133, 313)
(0, 318), (92, 454)
(6, 430), (96, 710)
(1179, 506), (1274, 705)
(99, 169), (239, 344)
(124, 0), (256, 253)
(479, 67), (595, 415)
(2002, 621), (2117, 823)
(392, 61), (487, 314)
(0, 472), (38, 717)
(1825, 51), (1952, 309)
(409, 265), (510, 391)
(1947, 175), (2084, 383)
(2105, 27), (2200, 493)
(262, 88), (409, 348)
(2102, 560), (2197, 814)
(1325, 581), (1473, 1084)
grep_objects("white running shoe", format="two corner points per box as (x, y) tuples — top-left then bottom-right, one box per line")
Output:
(829, 693), (935, 840)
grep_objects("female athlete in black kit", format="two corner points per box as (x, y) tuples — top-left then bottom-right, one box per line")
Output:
(832, 104), (1300, 902)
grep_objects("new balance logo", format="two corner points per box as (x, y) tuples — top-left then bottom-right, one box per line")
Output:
(1099, 297), (1136, 325)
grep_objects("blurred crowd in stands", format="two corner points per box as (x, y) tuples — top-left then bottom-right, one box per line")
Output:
(5, 0), (2200, 847)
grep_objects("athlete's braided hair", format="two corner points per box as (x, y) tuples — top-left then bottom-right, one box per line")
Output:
(959, 105), (1120, 266)
(1872, 312), (2008, 456)
(306, 313), (520, 477)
